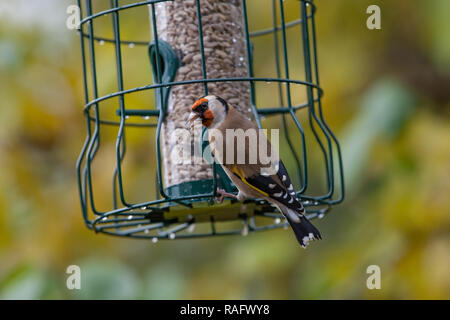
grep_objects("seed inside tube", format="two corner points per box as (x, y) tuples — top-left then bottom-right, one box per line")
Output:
(155, 1), (252, 187)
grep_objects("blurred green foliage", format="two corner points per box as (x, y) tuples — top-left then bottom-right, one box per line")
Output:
(0, 0), (449, 299)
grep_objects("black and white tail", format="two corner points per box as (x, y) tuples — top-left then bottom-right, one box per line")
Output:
(279, 206), (322, 248)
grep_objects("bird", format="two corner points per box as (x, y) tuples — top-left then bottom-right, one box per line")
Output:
(187, 95), (321, 248)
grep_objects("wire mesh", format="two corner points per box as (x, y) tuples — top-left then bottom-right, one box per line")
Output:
(76, 0), (344, 240)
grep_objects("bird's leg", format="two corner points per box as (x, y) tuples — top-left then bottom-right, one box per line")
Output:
(215, 188), (238, 203)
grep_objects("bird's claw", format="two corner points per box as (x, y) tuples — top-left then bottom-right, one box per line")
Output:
(216, 193), (225, 204)
(215, 188), (237, 204)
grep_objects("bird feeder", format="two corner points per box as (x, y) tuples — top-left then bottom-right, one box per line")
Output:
(76, 0), (344, 240)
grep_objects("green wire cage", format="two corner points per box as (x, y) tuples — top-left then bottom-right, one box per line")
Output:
(76, 0), (344, 240)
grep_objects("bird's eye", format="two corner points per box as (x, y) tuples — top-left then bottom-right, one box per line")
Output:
(197, 102), (208, 113)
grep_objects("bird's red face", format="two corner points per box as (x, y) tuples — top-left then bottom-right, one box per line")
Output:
(188, 97), (214, 128)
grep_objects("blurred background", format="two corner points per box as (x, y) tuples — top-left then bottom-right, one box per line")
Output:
(0, 0), (449, 299)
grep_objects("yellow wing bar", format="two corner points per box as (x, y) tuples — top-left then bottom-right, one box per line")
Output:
(231, 166), (269, 197)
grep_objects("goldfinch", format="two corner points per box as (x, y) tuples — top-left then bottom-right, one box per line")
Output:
(187, 95), (321, 248)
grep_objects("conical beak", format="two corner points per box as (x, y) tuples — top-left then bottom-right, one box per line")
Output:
(186, 112), (200, 128)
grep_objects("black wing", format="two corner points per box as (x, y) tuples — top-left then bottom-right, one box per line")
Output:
(276, 160), (296, 193)
(231, 164), (304, 213)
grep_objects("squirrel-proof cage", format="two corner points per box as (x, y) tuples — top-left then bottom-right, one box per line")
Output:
(76, 0), (344, 240)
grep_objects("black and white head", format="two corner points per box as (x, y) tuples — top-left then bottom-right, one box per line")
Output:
(187, 95), (229, 129)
